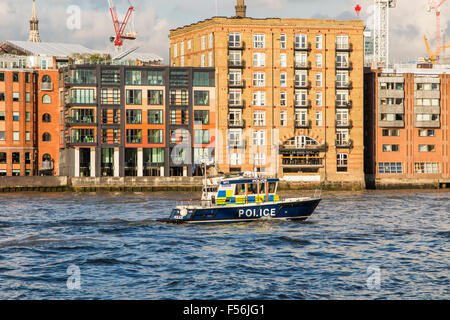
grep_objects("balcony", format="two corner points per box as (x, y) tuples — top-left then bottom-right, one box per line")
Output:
(336, 43), (353, 52)
(228, 119), (246, 129)
(67, 116), (96, 126)
(68, 136), (96, 145)
(228, 60), (246, 69)
(294, 61), (312, 70)
(295, 120), (311, 129)
(336, 100), (353, 109)
(294, 80), (311, 90)
(378, 120), (405, 128)
(336, 120), (353, 129)
(282, 156), (324, 169)
(335, 139), (353, 149)
(64, 76), (97, 87)
(294, 100), (312, 109)
(336, 61), (353, 70)
(228, 100), (245, 109)
(294, 42), (311, 51)
(228, 140), (246, 150)
(228, 79), (246, 89)
(65, 97), (97, 106)
(41, 82), (54, 91)
(414, 119), (441, 128)
(336, 81), (353, 90)
(228, 41), (246, 51)
(280, 141), (327, 153)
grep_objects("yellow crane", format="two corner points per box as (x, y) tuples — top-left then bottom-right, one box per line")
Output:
(424, 36), (450, 63)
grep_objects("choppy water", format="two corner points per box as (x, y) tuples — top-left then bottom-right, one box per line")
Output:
(0, 190), (448, 300)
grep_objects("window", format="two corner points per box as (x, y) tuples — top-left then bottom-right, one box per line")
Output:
(382, 144), (399, 152)
(316, 72), (323, 87)
(12, 152), (20, 164)
(336, 35), (349, 49)
(229, 90), (242, 106)
(195, 129), (210, 144)
(337, 153), (348, 172)
(295, 109), (308, 126)
(209, 33), (213, 49)
(148, 129), (163, 144)
(0, 153), (6, 164)
(0, 112), (4, 121)
(418, 144), (436, 152)
(147, 90), (163, 105)
(42, 75), (51, 83)
(316, 54), (322, 68)
(379, 162), (403, 174)
(26, 112), (31, 122)
(316, 92), (323, 107)
(0, 131), (5, 141)
(180, 41), (184, 56)
(417, 114), (439, 122)
(13, 92), (19, 102)
(336, 110), (349, 126)
(26, 132), (31, 141)
(280, 34), (286, 49)
(187, 40), (192, 50)
(316, 111), (323, 126)
(0, 92), (4, 101)
(126, 129), (142, 144)
(13, 112), (19, 121)
(194, 91), (210, 106)
(295, 34), (307, 49)
(336, 90), (349, 106)
(0, 72), (4, 81)
(209, 52), (213, 67)
(125, 70), (142, 85)
(280, 91), (287, 107)
(126, 90), (142, 105)
(280, 72), (287, 87)
(253, 34), (265, 49)
(295, 70), (307, 87)
(126, 109), (142, 124)
(280, 53), (287, 68)
(336, 71), (349, 87)
(254, 153), (266, 166)
(295, 52), (307, 68)
(71, 89), (95, 104)
(253, 91), (266, 106)
(414, 163), (439, 174)
(229, 33), (241, 48)
(13, 132), (20, 141)
(419, 129), (435, 137)
(253, 53), (266, 67)
(316, 34), (322, 49)
(295, 90), (307, 107)
(201, 54), (206, 67)
(148, 71), (164, 85)
(13, 73), (19, 82)
(253, 72), (265, 87)
(336, 53), (349, 68)
(42, 113), (51, 122)
(230, 153), (242, 166)
(201, 36), (206, 50)
(148, 110), (163, 124)
(229, 70), (242, 86)
(194, 72), (212, 86)
(336, 129), (349, 145)
(26, 92), (30, 103)
(25, 152), (31, 164)
(42, 95), (51, 104)
(42, 132), (51, 142)
(173, 43), (178, 58)
(253, 111), (266, 127)
(280, 110), (287, 126)
(253, 130), (266, 146)
(382, 129), (400, 136)
(194, 110), (209, 125)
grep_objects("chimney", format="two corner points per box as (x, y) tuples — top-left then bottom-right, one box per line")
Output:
(235, 0), (246, 18)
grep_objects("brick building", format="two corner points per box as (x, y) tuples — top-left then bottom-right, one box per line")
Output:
(364, 64), (450, 188)
(169, 0), (366, 187)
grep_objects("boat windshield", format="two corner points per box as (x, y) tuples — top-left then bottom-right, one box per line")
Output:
(268, 182), (277, 194)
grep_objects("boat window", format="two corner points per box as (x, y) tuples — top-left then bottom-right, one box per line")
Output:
(268, 182), (277, 194)
(247, 183), (258, 195)
(236, 184), (246, 195)
(259, 183), (266, 194)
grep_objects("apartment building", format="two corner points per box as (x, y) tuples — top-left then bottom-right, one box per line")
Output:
(364, 64), (450, 188)
(169, 0), (366, 187)
(59, 65), (216, 177)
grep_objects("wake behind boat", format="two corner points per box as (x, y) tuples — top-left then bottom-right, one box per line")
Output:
(164, 172), (321, 224)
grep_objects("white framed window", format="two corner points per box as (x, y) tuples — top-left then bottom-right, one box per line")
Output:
(337, 35), (349, 50)
(253, 130), (266, 146)
(336, 129), (349, 145)
(201, 54), (205, 67)
(316, 34), (322, 49)
(201, 36), (206, 50)
(295, 109), (308, 126)
(295, 89), (307, 106)
(229, 110), (242, 126)
(209, 52), (213, 67)
(209, 33), (213, 49)
(337, 109), (349, 126)
(295, 34), (307, 49)
(280, 34), (287, 49)
(181, 41), (184, 56)
(229, 33), (241, 48)
(253, 52), (266, 67)
(280, 53), (287, 68)
(253, 153), (266, 166)
(280, 110), (287, 126)
(229, 70), (242, 86)
(295, 52), (307, 68)
(337, 153), (348, 171)
(316, 54), (322, 68)
(229, 90), (242, 106)
(336, 90), (349, 106)
(316, 111), (323, 126)
(13, 131), (20, 141)
(229, 51), (242, 66)
(280, 72), (287, 87)
(253, 91), (266, 106)
(173, 43), (178, 58)
(295, 70), (307, 87)
(253, 111), (266, 127)
(228, 129), (243, 147)
(336, 71), (349, 87)
(253, 72), (265, 87)
(280, 91), (287, 107)
(316, 72), (323, 88)
(187, 40), (192, 50)
(336, 53), (349, 68)
(316, 92), (323, 107)
(181, 56), (185, 67)
(253, 33), (265, 49)
(230, 153), (242, 165)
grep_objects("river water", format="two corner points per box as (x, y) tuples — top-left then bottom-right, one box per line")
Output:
(0, 190), (448, 300)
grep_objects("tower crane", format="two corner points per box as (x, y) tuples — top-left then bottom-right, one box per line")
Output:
(373, 0), (396, 69)
(426, 0), (448, 63)
(108, 0), (137, 52)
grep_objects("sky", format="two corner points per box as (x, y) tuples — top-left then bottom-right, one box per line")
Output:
(0, 0), (449, 63)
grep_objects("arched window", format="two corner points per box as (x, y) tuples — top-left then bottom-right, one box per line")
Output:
(42, 132), (51, 142)
(42, 95), (51, 104)
(42, 75), (51, 83)
(42, 154), (52, 162)
(42, 113), (51, 123)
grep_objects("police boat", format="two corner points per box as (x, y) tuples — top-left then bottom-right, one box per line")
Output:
(166, 172), (321, 224)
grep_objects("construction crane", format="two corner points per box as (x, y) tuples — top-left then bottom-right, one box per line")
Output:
(426, 0), (448, 63)
(108, 0), (137, 52)
(424, 35), (450, 63)
(373, 0), (396, 69)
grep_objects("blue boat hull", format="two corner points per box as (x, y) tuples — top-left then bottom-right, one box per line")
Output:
(167, 199), (321, 224)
